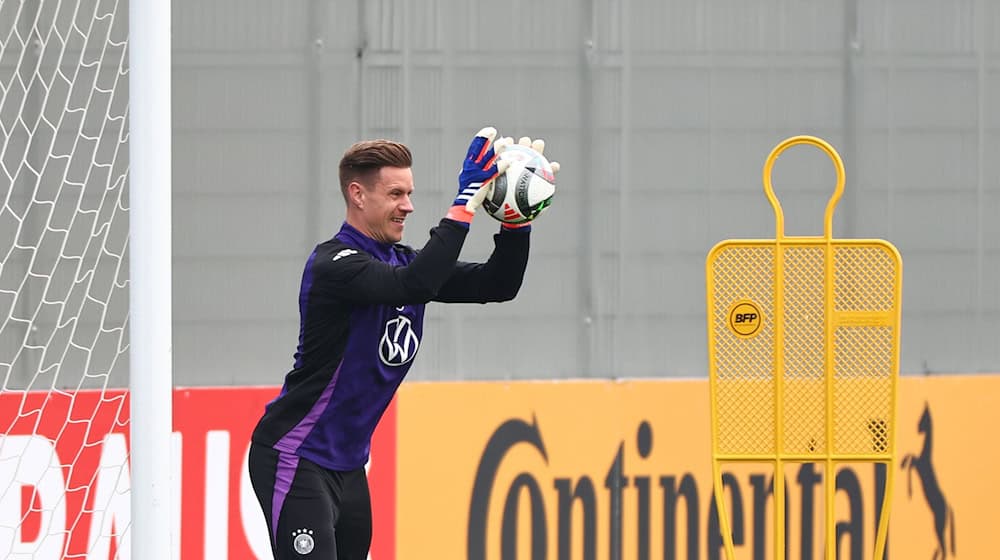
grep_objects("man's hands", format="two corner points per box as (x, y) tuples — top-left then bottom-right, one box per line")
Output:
(447, 127), (561, 225)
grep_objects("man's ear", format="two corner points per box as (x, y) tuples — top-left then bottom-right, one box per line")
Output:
(347, 181), (365, 209)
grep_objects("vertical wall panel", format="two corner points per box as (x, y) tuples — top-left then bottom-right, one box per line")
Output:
(159, 0), (1000, 384)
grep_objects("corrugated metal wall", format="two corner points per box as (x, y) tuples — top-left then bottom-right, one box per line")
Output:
(168, 0), (999, 385)
(5, 0), (991, 389)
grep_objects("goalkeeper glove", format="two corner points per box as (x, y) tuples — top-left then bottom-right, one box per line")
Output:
(447, 127), (509, 224)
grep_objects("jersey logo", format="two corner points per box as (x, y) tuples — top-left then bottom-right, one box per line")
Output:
(379, 315), (420, 366)
(332, 248), (358, 261)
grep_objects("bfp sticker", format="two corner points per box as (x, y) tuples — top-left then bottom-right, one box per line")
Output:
(728, 300), (764, 338)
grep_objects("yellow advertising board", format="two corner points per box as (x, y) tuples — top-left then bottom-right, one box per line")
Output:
(395, 375), (996, 559)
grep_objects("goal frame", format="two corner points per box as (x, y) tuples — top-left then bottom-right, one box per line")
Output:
(128, 2), (173, 558)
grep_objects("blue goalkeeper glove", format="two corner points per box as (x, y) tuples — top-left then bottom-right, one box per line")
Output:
(447, 127), (508, 224)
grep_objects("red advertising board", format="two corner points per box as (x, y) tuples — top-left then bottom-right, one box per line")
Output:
(4, 375), (998, 558)
(0, 387), (396, 559)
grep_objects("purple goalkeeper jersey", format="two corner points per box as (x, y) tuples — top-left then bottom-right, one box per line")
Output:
(251, 219), (529, 471)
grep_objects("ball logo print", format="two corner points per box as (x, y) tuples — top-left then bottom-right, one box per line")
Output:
(379, 315), (420, 366)
(291, 528), (315, 555)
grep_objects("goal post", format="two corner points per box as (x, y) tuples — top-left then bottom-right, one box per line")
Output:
(129, 1), (173, 559)
(0, 1), (173, 557)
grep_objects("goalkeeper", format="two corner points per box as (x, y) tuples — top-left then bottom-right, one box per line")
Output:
(247, 126), (559, 559)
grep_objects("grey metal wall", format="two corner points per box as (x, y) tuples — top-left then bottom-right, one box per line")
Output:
(2, 1), (996, 391)
(168, 0), (997, 385)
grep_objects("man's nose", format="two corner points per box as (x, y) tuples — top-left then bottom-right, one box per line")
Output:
(400, 195), (414, 212)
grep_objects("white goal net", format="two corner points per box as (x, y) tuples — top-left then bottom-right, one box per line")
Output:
(0, 1), (132, 557)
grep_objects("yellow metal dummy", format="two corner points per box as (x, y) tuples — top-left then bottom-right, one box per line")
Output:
(706, 136), (901, 559)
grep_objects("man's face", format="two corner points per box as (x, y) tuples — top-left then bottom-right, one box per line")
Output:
(356, 166), (414, 244)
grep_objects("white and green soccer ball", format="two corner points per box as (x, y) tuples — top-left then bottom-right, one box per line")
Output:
(482, 144), (557, 224)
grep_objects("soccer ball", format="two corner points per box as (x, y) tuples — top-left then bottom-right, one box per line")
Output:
(482, 144), (556, 224)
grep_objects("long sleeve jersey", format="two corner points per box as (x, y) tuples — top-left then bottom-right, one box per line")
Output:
(251, 218), (530, 471)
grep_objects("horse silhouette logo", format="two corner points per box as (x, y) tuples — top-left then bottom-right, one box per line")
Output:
(901, 403), (956, 559)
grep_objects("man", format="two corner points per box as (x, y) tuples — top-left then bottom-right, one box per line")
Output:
(248, 127), (558, 559)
